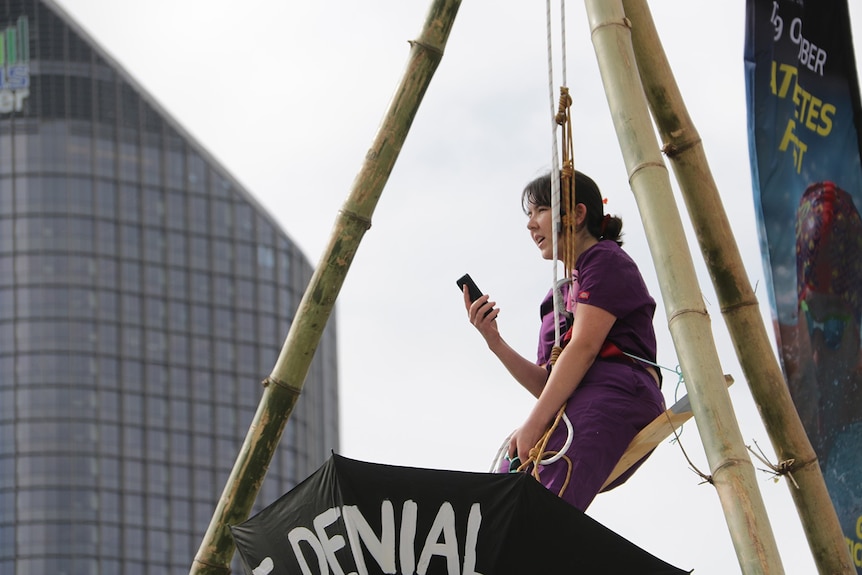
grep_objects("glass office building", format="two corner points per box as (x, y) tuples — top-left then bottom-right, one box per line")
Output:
(0, 1), (340, 573)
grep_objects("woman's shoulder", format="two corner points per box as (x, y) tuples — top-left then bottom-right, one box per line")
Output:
(581, 240), (633, 266)
(579, 242), (643, 285)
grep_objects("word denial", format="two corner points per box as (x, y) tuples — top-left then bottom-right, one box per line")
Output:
(286, 500), (484, 575)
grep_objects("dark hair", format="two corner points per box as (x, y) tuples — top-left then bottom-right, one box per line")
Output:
(521, 170), (624, 245)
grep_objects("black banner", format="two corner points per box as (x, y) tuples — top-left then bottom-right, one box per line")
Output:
(230, 454), (689, 575)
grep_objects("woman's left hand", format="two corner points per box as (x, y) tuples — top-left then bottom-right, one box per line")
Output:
(508, 414), (549, 468)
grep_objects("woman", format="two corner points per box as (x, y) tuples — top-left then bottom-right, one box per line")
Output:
(463, 170), (665, 511)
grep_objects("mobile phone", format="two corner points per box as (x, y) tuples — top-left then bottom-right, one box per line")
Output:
(456, 273), (483, 302)
(456, 274), (493, 318)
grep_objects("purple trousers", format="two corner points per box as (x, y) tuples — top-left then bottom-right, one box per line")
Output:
(500, 360), (664, 511)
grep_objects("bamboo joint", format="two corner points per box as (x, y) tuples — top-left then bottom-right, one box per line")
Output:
(261, 376), (303, 396)
(591, 17), (632, 36)
(667, 306), (709, 323)
(718, 298), (760, 315)
(407, 39), (444, 57)
(627, 160), (667, 182)
(338, 208), (373, 230)
(661, 137), (702, 157)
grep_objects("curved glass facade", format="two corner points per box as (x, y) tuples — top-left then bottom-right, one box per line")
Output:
(0, 1), (339, 573)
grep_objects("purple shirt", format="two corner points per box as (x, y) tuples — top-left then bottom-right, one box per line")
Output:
(537, 241), (656, 367)
(531, 240), (663, 510)
(574, 240), (658, 373)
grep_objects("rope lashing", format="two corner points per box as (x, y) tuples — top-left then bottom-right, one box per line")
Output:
(643, 365), (803, 490)
(748, 440), (803, 488)
(666, 412), (715, 486)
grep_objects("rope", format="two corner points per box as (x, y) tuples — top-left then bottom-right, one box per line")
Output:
(487, 1), (574, 481)
(553, 1), (576, 278)
(747, 439), (801, 488)
(546, 1), (577, 345)
(546, 0), (564, 348)
(557, 89), (576, 276)
(619, 352), (689, 439)
(666, 411), (714, 486)
(515, 404), (574, 499)
(518, 0), (576, 497)
(536, 405), (573, 466)
(560, 0), (568, 87)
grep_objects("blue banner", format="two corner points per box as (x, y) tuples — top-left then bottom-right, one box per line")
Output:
(745, 0), (862, 569)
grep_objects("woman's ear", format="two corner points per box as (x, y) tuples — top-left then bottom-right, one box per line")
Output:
(575, 203), (588, 226)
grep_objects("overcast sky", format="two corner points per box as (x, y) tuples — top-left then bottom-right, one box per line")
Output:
(52, 1), (862, 573)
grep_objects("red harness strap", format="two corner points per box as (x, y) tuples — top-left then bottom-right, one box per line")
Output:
(562, 328), (626, 359)
(559, 328), (661, 387)
(598, 340), (626, 358)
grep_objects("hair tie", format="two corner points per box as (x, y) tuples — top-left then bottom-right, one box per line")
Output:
(600, 213), (611, 235)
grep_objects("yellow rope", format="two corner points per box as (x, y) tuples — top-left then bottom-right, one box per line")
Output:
(516, 402), (574, 498)
(517, 343), (574, 495)
(556, 86), (577, 278)
(548, 345), (563, 366)
(519, 87), (577, 496)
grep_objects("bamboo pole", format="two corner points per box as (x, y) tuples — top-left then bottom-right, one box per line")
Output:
(188, 2), (462, 573)
(583, 1), (785, 573)
(621, 1), (855, 572)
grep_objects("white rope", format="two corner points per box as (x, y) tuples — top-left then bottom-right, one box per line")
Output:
(539, 413), (573, 465)
(560, 0), (568, 87)
(546, 0), (563, 347)
(488, 415), (573, 470)
(543, 0), (573, 470)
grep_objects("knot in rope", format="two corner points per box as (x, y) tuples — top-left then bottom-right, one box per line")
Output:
(748, 440), (801, 488)
(555, 87), (572, 125)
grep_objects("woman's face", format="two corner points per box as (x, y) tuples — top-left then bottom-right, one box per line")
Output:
(525, 202), (556, 260)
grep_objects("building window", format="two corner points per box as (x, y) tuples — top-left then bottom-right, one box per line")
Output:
(120, 224), (141, 260)
(166, 191), (185, 229)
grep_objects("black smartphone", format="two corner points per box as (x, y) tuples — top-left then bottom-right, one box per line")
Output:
(456, 273), (493, 317)
(456, 273), (483, 302)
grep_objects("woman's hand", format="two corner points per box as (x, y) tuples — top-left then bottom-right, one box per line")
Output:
(508, 414), (550, 468)
(460, 285), (550, 399)
(463, 285), (501, 344)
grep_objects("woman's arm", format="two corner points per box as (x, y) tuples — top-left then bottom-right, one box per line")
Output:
(509, 302), (616, 460)
(464, 287), (549, 397)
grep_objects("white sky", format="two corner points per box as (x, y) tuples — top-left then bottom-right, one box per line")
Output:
(51, 1), (862, 573)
